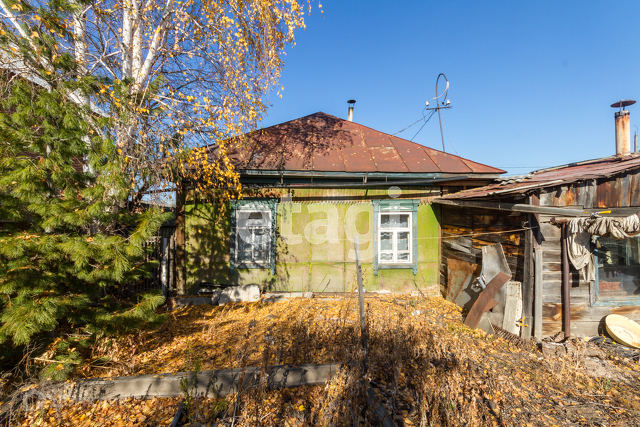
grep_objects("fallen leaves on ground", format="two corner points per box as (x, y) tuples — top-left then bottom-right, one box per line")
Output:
(18, 295), (640, 426)
(18, 396), (179, 426)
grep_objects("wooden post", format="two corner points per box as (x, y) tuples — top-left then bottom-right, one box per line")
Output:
(354, 235), (369, 371)
(532, 193), (543, 341)
(561, 222), (571, 339)
(521, 205), (534, 339)
(175, 181), (186, 295)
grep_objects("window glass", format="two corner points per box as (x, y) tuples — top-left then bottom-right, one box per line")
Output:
(380, 232), (393, 251)
(381, 214), (409, 229)
(397, 232), (409, 251)
(597, 237), (640, 299)
(238, 210), (270, 228)
(236, 208), (271, 265)
(378, 212), (411, 264)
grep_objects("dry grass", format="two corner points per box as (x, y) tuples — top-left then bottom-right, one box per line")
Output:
(15, 295), (640, 426)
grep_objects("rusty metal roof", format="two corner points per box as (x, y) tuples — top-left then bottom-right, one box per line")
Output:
(441, 153), (640, 199)
(210, 112), (504, 175)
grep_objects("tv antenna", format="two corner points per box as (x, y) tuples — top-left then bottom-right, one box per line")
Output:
(425, 73), (452, 152)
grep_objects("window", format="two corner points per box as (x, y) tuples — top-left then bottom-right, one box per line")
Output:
(596, 237), (640, 301)
(378, 213), (412, 264)
(372, 199), (419, 276)
(230, 199), (277, 274)
(236, 209), (272, 265)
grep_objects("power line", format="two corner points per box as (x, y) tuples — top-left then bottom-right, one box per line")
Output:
(410, 110), (436, 141)
(392, 111), (429, 136)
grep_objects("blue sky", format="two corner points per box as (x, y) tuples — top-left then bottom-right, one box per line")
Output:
(259, 1), (640, 176)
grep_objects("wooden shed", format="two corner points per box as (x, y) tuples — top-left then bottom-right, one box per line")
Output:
(434, 154), (640, 340)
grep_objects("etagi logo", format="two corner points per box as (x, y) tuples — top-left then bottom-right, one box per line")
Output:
(275, 186), (404, 262)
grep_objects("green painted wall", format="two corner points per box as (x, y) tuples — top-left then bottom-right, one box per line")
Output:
(185, 187), (441, 294)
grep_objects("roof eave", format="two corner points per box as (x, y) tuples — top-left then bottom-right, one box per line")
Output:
(237, 169), (502, 180)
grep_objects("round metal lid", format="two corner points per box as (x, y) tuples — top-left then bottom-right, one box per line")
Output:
(611, 99), (636, 108)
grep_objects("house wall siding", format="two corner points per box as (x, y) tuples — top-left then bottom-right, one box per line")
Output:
(184, 186), (441, 294)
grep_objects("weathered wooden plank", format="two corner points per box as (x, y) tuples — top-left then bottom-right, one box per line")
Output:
(442, 234), (474, 250)
(539, 221), (561, 239)
(542, 282), (590, 297)
(441, 207), (473, 228)
(539, 191), (554, 207)
(630, 169), (640, 207)
(473, 214), (524, 227)
(584, 179), (596, 209)
(611, 177), (623, 208)
(442, 248), (478, 265)
(542, 242), (561, 254)
(621, 173), (630, 208)
(504, 280), (523, 335)
(542, 302), (640, 324)
(565, 185), (576, 206)
(555, 186), (567, 207)
(443, 240), (480, 256)
(521, 214), (534, 339)
(532, 194), (543, 341)
(472, 235), (524, 249)
(543, 249), (561, 260)
(596, 178), (612, 208)
(543, 295), (593, 305)
(543, 262), (562, 273)
(543, 271), (586, 286)
(575, 181), (586, 207)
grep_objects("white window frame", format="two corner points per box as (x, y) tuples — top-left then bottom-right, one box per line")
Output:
(377, 211), (412, 264)
(235, 208), (272, 266)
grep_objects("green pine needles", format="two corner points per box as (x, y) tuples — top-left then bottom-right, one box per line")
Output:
(0, 47), (171, 349)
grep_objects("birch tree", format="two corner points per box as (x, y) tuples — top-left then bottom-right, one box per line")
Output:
(0, 0), (308, 198)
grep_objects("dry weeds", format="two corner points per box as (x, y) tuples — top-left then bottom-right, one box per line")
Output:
(13, 295), (640, 426)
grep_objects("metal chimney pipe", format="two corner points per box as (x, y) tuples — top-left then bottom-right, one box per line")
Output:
(615, 110), (631, 156)
(611, 100), (636, 156)
(347, 99), (356, 122)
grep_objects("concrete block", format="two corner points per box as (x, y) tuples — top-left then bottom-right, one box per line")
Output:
(210, 289), (222, 305)
(218, 285), (261, 305)
(170, 297), (211, 308)
(49, 363), (342, 401)
(262, 292), (313, 303)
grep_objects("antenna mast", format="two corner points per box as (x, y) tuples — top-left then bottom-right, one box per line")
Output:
(425, 73), (452, 152)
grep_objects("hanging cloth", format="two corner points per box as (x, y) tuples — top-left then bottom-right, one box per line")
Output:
(566, 218), (595, 282)
(566, 213), (640, 282)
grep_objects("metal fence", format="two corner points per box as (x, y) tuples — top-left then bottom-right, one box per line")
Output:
(138, 225), (177, 296)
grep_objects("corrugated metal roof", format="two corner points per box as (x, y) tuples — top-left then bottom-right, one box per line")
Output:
(441, 153), (640, 199)
(210, 112), (504, 175)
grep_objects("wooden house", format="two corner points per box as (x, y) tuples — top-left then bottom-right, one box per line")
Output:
(173, 112), (504, 295)
(435, 153), (640, 340)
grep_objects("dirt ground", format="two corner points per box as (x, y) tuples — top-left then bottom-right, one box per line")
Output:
(8, 295), (640, 426)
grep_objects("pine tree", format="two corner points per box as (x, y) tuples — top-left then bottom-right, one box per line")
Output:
(0, 0), (171, 350)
